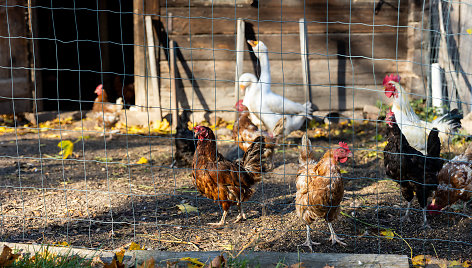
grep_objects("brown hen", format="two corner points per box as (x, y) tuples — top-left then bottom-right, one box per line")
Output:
(233, 100), (276, 168)
(429, 142), (472, 214)
(92, 84), (122, 128)
(296, 134), (352, 250)
(192, 126), (264, 227)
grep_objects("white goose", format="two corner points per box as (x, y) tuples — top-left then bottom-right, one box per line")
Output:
(240, 40), (313, 136)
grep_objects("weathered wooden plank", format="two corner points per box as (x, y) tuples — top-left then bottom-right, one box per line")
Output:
(234, 18), (245, 120)
(158, 33), (407, 61)
(134, 0), (146, 110)
(299, 18), (312, 103)
(161, 0), (405, 8)
(145, 15), (162, 120)
(169, 40), (178, 129)
(156, 6), (408, 35)
(158, 59), (413, 89)
(2, 243), (409, 268)
(127, 251), (409, 268)
(0, 78), (31, 98)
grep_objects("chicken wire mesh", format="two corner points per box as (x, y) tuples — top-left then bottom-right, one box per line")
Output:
(0, 0), (471, 263)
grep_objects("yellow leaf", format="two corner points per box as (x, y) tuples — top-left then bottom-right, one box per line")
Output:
(340, 168), (348, 174)
(180, 257), (205, 267)
(56, 241), (69, 247)
(57, 140), (74, 159)
(176, 204), (198, 213)
(220, 244), (234, 250)
(129, 242), (144, 250)
(226, 124), (234, 130)
(380, 229), (394, 239)
(449, 260), (462, 267)
(116, 249), (125, 264)
(412, 255), (432, 266)
(467, 29), (472, 34)
(188, 121), (196, 130)
(137, 157), (148, 164)
(463, 261), (471, 267)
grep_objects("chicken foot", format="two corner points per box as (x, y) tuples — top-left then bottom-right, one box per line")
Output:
(328, 222), (347, 246)
(208, 211), (227, 227)
(298, 225), (320, 252)
(233, 204), (247, 223)
(422, 209), (431, 229)
(401, 201), (412, 223)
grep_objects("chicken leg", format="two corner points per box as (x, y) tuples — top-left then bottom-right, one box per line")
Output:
(208, 211), (227, 227)
(401, 201), (412, 223)
(328, 222), (346, 246)
(233, 204), (247, 223)
(298, 225), (320, 252)
(422, 209), (431, 229)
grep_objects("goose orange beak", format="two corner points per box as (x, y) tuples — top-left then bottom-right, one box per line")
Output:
(247, 40), (258, 47)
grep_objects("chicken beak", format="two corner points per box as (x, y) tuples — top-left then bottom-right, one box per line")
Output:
(240, 84), (246, 91)
(247, 40), (258, 47)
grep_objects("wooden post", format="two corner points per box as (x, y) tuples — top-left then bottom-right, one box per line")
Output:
(234, 19), (245, 120)
(169, 40), (178, 129)
(299, 18), (312, 104)
(145, 15), (162, 120)
(133, 0), (145, 111)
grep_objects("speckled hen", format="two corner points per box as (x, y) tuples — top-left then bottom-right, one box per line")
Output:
(296, 134), (352, 250)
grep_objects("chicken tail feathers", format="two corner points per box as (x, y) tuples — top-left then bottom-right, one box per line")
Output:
(242, 136), (265, 180)
(426, 128), (441, 157)
(433, 108), (462, 133)
(299, 133), (315, 164)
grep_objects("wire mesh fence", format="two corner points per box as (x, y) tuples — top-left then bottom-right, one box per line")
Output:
(0, 0), (471, 264)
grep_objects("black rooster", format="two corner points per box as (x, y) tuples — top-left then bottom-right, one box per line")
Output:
(383, 110), (444, 228)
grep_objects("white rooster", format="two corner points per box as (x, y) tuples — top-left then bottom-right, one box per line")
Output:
(241, 40), (313, 136)
(383, 74), (461, 154)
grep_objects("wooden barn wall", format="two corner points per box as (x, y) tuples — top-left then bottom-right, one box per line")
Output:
(0, 0), (32, 114)
(135, 0), (427, 121)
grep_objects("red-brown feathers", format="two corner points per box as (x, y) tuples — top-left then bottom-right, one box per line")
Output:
(192, 126), (264, 214)
(296, 138), (352, 224)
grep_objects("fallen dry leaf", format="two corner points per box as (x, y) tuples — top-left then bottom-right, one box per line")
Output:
(289, 262), (306, 268)
(115, 249), (126, 264)
(137, 157), (149, 164)
(380, 229), (394, 240)
(103, 258), (125, 268)
(0, 245), (20, 266)
(128, 242), (144, 250)
(180, 257), (205, 267)
(138, 257), (156, 268)
(90, 255), (104, 267)
(176, 203), (198, 213)
(58, 140), (74, 159)
(208, 254), (225, 268)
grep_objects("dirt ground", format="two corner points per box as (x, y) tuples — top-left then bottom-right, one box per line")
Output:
(0, 117), (471, 262)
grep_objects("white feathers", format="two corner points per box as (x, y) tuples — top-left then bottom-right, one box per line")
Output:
(240, 41), (313, 136)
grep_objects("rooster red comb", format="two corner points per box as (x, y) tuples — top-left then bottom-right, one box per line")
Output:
(339, 142), (349, 150)
(383, 74), (400, 87)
